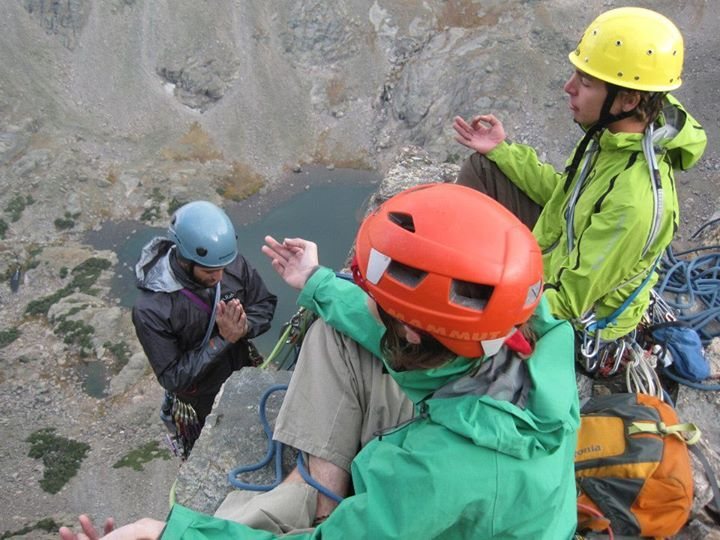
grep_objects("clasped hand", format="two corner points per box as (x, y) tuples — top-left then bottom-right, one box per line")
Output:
(215, 299), (248, 342)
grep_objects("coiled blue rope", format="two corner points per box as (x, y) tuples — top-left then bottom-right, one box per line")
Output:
(227, 384), (345, 503)
(227, 384), (288, 491)
(656, 245), (720, 344)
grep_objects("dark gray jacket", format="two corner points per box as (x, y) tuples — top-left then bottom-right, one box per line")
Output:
(132, 237), (277, 399)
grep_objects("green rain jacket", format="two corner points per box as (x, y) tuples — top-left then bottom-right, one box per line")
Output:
(486, 95), (706, 339)
(162, 267), (580, 539)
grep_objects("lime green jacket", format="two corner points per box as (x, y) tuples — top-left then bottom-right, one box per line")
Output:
(161, 268), (579, 539)
(487, 95), (706, 339)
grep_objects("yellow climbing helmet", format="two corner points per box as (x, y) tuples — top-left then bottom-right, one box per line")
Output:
(568, 7), (683, 92)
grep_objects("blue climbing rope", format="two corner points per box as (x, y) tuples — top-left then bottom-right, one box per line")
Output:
(656, 245), (720, 344)
(296, 452), (344, 504)
(660, 368), (720, 392)
(227, 384), (345, 503)
(227, 384), (287, 491)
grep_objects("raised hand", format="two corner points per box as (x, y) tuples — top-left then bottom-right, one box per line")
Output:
(453, 114), (506, 155)
(261, 236), (319, 290)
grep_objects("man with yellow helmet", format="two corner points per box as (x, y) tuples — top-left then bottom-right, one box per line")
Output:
(453, 7), (707, 370)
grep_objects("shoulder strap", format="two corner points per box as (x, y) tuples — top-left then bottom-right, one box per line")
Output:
(689, 445), (720, 525)
(179, 288), (212, 314)
(180, 283), (221, 348)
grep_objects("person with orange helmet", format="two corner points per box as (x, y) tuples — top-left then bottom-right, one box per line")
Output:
(61, 184), (579, 539)
(453, 7), (706, 372)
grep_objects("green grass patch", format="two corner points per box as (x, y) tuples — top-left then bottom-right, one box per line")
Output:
(104, 340), (131, 372)
(26, 428), (90, 494)
(168, 197), (185, 215)
(4, 194), (34, 222)
(0, 328), (20, 348)
(140, 188), (166, 222)
(25, 257), (112, 316)
(55, 318), (95, 357)
(1, 517), (59, 539)
(113, 440), (171, 471)
(54, 212), (80, 230)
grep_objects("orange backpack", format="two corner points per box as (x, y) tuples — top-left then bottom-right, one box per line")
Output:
(574, 393), (700, 538)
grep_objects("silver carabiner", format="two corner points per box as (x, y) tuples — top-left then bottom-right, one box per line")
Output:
(606, 339), (627, 376)
(580, 330), (602, 371)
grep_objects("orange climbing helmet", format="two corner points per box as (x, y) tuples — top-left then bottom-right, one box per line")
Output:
(353, 183), (543, 358)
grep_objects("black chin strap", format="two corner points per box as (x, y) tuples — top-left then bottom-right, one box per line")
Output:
(563, 84), (637, 192)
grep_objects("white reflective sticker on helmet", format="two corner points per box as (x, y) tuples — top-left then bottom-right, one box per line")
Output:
(366, 248), (392, 285)
(524, 280), (543, 307)
(481, 335), (509, 357)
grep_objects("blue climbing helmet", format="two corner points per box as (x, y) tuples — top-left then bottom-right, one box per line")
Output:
(168, 201), (238, 268)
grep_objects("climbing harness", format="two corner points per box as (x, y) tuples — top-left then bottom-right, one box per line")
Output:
(578, 257), (661, 373)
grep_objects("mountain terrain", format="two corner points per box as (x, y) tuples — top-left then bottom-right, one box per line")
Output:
(0, 1), (719, 538)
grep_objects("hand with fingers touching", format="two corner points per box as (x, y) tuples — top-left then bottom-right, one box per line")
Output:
(215, 298), (248, 343)
(452, 114), (506, 155)
(261, 235), (319, 290)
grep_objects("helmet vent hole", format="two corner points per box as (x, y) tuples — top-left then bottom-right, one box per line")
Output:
(386, 261), (426, 287)
(647, 49), (654, 56)
(617, 71), (623, 78)
(450, 280), (494, 311)
(196, 247), (208, 257)
(634, 76), (640, 81)
(388, 212), (416, 233)
(615, 40), (622, 47)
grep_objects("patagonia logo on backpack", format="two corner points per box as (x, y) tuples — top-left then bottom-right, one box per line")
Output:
(574, 393), (701, 538)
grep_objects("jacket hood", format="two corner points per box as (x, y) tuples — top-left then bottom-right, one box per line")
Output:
(386, 297), (579, 461)
(134, 237), (185, 293)
(594, 94), (706, 171)
(657, 94), (706, 171)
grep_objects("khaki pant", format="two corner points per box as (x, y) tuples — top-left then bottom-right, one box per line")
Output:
(214, 319), (414, 533)
(456, 152), (542, 230)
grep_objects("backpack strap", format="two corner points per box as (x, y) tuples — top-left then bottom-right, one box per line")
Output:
(689, 445), (720, 525)
(627, 420), (702, 445)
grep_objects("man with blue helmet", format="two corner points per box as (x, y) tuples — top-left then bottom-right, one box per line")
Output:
(132, 201), (277, 457)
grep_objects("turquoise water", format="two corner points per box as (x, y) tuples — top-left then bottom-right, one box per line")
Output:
(82, 169), (378, 395)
